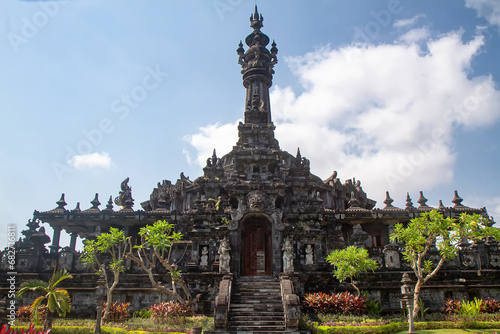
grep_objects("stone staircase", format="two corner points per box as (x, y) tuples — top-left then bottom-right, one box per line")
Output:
(227, 276), (286, 333)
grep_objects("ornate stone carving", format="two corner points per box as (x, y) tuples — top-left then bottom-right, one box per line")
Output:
(218, 238), (231, 273)
(305, 244), (314, 266)
(200, 246), (209, 267)
(114, 177), (134, 209)
(282, 238), (294, 273)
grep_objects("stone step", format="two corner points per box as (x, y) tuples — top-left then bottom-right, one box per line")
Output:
(227, 326), (287, 332)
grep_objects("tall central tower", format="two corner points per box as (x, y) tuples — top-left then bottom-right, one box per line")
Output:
(236, 6), (279, 150)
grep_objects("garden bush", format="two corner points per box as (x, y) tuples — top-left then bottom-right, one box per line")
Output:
(149, 302), (191, 323)
(102, 302), (131, 322)
(303, 291), (367, 315)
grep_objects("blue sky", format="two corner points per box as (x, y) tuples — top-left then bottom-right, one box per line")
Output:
(1, 0), (500, 250)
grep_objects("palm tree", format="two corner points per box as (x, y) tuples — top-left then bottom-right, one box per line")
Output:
(17, 269), (73, 332)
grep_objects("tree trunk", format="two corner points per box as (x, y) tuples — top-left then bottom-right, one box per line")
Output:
(412, 280), (423, 320)
(102, 271), (120, 323)
(351, 282), (361, 297)
(43, 311), (53, 333)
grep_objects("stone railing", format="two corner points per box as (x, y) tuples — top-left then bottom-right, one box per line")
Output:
(280, 274), (300, 330)
(214, 274), (233, 329)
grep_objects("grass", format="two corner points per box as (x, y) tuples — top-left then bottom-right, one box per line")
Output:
(14, 316), (214, 333)
(395, 330), (500, 334)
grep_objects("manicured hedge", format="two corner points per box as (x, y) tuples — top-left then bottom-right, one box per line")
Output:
(317, 322), (406, 334)
(11, 326), (185, 334)
(315, 321), (500, 334)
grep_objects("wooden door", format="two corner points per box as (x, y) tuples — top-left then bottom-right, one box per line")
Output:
(242, 225), (271, 276)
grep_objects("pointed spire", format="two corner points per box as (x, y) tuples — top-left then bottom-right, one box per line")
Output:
(452, 190), (466, 208)
(296, 147), (301, 160)
(406, 193), (415, 210)
(55, 193), (67, 210)
(417, 191), (429, 208)
(438, 200), (445, 210)
(106, 196), (114, 211)
(212, 149), (218, 164)
(91, 193), (101, 210)
(250, 4), (263, 31)
(383, 191), (394, 209)
(73, 202), (81, 212)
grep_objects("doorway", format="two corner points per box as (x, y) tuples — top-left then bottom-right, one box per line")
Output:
(241, 221), (271, 276)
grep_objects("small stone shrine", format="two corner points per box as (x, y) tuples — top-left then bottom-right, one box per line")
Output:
(2, 6), (500, 330)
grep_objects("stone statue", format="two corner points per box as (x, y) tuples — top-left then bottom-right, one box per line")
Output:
(282, 238), (294, 273)
(305, 244), (314, 266)
(218, 238), (231, 273)
(114, 177), (134, 209)
(200, 246), (209, 267)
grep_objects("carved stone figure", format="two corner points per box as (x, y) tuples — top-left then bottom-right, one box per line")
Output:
(305, 244), (314, 266)
(282, 238), (294, 273)
(200, 246), (209, 267)
(218, 238), (231, 273)
(114, 177), (134, 209)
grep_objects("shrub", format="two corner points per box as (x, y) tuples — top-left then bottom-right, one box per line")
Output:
(442, 299), (461, 315)
(133, 308), (152, 319)
(303, 292), (367, 315)
(483, 298), (500, 313)
(15, 306), (47, 323)
(102, 302), (131, 322)
(150, 302), (191, 322)
(459, 298), (484, 319)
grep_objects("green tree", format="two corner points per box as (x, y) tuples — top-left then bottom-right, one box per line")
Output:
(81, 227), (130, 322)
(390, 210), (500, 320)
(326, 245), (379, 296)
(126, 220), (192, 305)
(17, 269), (73, 332)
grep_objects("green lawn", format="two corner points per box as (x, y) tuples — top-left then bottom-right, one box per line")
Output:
(396, 330), (500, 334)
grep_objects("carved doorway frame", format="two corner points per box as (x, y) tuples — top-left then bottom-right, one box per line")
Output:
(241, 216), (272, 276)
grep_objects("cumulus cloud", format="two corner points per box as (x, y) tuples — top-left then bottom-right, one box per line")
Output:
(184, 30), (500, 204)
(183, 121), (240, 167)
(466, 0), (500, 29)
(67, 152), (112, 170)
(394, 14), (426, 28)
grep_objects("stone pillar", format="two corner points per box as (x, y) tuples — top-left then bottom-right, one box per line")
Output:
(69, 233), (78, 251)
(50, 226), (62, 254)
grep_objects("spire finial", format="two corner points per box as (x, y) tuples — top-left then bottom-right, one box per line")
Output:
(383, 191), (394, 208)
(452, 190), (465, 208)
(405, 192), (415, 210)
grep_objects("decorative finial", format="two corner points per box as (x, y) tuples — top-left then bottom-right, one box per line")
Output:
(56, 193), (67, 210)
(296, 148), (301, 160)
(406, 193), (415, 210)
(383, 191), (394, 209)
(452, 190), (464, 208)
(106, 196), (114, 211)
(417, 191), (429, 208)
(73, 202), (81, 212)
(91, 193), (100, 210)
(438, 200), (445, 210)
(250, 4), (263, 30)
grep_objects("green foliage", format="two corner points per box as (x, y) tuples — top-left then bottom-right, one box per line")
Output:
(443, 298), (500, 317)
(315, 322), (405, 334)
(326, 246), (378, 295)
(81, 227), (129, 273)
(17, 269), (73, 329)
(391, 210), (500, 276)
(366, 299), (383, 317)
(133, 309), (152, 319)
(390, 210), (500, 320)
(137, 220), (182, 254)
(303, 291), (367, 315)
(2, 324), (47, 334)
(220, 217), (230, 225)
(418, 298), (429, 320)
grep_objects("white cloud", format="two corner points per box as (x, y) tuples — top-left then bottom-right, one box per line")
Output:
(183, 121), (240, 167)
(399, 27), (430, 43)
(394, 14), (426, 28)
(466, 0), (500, 29)
(185, 31), (500, 204)
(67, 152), (112, 170)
